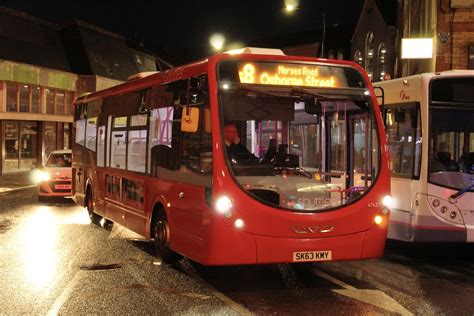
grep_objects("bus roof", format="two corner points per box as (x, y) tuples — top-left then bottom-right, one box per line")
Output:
(374, 70), (474, 105)
(75, 47), (366, 105)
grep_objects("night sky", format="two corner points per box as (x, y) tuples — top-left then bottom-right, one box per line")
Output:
(0, 0), (364, 65)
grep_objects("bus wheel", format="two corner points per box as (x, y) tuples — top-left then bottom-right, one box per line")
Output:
(86, 188), (101, 226)
(153, 211), (182, 264)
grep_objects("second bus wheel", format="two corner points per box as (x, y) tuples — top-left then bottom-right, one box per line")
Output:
(153, 210), (182, 264)
(86, 188), (101, 226)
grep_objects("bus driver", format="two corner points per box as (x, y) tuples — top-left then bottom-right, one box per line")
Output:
(224, 123), (257, 161)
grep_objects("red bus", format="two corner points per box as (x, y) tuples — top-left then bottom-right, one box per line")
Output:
(72, 47), (391, 265)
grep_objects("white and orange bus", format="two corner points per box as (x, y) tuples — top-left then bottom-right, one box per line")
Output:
(72, 47), (391, 265)
(376, 71), (474, 242)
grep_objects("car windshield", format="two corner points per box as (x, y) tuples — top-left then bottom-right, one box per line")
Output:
(46, 153), (72, 168)
(429, 77), (474, 191)
(219, 85), (380, 212)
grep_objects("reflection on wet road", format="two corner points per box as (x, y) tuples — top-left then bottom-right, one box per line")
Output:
(1, 189), (474, 315)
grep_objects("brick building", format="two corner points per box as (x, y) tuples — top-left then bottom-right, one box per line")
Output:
(352, 0), (474, 81)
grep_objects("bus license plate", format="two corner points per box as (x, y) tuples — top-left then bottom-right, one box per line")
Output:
(293, 251), (332, 262)
(55, 184), (71, 190)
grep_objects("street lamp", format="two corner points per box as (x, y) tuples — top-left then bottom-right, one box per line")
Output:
(210, 33), (226, 51)
(284, 0), (298, 13)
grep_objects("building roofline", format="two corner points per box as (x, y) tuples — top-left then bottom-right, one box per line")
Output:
(0, 5), (60, 29)
(65, 19), (126, 40)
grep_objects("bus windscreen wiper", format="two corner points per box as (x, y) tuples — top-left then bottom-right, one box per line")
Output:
(238, 84), (283, 97)
(450, 182), (474, 200)
(290, 87), (326, 99)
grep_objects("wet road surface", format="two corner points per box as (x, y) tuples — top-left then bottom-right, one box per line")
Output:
(1, 188), (474, 315)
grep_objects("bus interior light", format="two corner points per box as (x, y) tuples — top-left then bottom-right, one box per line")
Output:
(382, 195), (393, 208)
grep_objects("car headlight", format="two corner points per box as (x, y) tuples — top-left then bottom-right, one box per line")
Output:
(32, 170), (51, 183)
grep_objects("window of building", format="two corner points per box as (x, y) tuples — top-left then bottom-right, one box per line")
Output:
(56, 91), (65, 115)
(19, 85), (30, 112)
(6, 82), (18, 112)
(46, 89), (55, 114)
(44, 122), (57, 159)
(32, 86), (40, 113)
(20, 122), (38, 170)
(378, 42), (387, 81)
(65, 92), (73, 115)
(354, 50), (363, 67)
(4, 121), (19, 171)
(365, 32), (374, 81)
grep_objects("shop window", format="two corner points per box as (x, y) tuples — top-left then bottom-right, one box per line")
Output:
(65, 92), (73, 115)
(6, 82), (18, 112)
(4, 121), (19, 171)
(44, 122), (57, 158)
(64, 124), (70, 149)
(32, 86), (40, 113)
(56, 91), (65, 115)
(46, 89), (55, 114)
(19, 85), (30, 112)
(20, 122), (38, 170)
(57, 123), (64, 150)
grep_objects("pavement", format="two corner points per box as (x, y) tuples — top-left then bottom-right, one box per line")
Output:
(0, 171), (36, 193)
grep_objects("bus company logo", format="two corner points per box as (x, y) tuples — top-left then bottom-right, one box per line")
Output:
(290, 225), (335, 234)
(400, 90), (410, 100)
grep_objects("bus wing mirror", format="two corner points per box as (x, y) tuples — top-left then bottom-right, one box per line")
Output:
(181, 106), (200, 132)
(304, 99), (322, 115)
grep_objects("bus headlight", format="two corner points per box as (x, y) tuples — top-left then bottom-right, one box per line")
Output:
(374, 215), (383, 225)
(215, 195), (233, 218)
(382, 195), (393, 208)
(31, 170), (51, 183)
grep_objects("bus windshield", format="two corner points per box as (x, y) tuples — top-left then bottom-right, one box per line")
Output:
(218, 61), (380, 212)
(429, 78), (474, 191)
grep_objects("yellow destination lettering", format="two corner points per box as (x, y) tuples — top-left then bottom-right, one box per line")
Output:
(239, 63), (339, 88)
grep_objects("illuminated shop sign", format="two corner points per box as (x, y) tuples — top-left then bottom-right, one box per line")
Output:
(238, 62), (343, 88)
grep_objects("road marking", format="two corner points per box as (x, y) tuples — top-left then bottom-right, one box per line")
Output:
(47, 271), (82, 316)
(313, 267), (413, 316)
